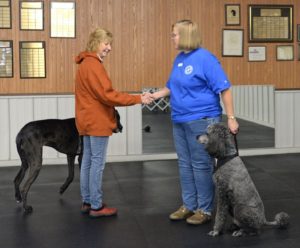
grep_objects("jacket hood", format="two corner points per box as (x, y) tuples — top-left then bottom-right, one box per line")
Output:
(75, 51), (100, 64)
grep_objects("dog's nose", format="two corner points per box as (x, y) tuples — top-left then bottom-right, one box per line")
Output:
(197, 134), (208, 144)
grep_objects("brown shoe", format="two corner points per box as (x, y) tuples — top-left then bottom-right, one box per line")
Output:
(186, 210), (211, 225)
(80, 202), (91, 214)
(89, 205), (117, 218)
(169, 206), (194, 220)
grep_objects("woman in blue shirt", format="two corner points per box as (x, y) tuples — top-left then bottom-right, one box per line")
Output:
(152, 20), (239, 225)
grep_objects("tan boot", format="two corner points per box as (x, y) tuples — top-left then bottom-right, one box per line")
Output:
(186, 210), (211, 225)
(169, 206), (194, 220)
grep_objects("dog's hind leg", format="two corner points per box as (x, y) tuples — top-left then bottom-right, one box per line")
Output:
(14, 140), (30, 203)
(59, 155), (76, 195)
(13, 162), (28, 203)
(20, 152), (43, 214)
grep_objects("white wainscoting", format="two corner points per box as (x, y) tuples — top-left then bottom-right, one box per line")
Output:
(275, 90), (300, 148)
(1, 87), (299, 167)
(231, 85), (275, 128)
(0, 95), (142, 167)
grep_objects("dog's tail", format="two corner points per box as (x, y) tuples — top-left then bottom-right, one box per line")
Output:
(265, 212), (290, 229)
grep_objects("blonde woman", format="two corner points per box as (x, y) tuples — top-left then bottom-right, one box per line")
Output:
(75, 28), (152, 218)
(152, 20), (239, 225)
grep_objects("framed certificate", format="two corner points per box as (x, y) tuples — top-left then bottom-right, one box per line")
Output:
(50, 2), (76, 38)
(276, 45), (294, 61)
(248, 46), (266, 62)
(249, 5), (293, 42)
(222, 29), (243, 57)
(225, 4), (240, 26)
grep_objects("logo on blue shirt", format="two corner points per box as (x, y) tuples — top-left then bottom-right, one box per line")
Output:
(184, 65), (193, 75)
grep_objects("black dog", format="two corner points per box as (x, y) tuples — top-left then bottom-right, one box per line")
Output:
(14, 110), (122, 214)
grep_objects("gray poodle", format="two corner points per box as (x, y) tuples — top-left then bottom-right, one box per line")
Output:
(198, 123), (289, 237)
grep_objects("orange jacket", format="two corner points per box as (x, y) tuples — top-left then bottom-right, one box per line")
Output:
(75, 51), (141, 136)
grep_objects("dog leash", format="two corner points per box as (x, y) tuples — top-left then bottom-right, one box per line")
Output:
(233, 133), (239, 156)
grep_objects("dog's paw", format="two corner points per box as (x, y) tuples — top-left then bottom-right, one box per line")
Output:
(59, 186), (66, 195)
(232, 230), (244, 237)
(24, 205), (33, 214)
(15, 193), (22, 203)
(208, 230), (220, 237)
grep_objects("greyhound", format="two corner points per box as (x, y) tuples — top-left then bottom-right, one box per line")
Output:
(14, 110), (122, 214)
(198, 123), (289, 237)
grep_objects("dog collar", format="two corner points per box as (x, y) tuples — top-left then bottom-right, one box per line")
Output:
(214, 153), (239, 173)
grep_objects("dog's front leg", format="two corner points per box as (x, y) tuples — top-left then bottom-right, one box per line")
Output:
(208, 186), (229, 237)
(59, 155), (75, 194)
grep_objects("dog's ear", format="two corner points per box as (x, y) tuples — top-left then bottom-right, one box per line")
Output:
(113, 109), (123, 133)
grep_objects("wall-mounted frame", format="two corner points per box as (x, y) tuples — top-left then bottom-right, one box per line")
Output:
(50, 2), (76, 38)
(222, 29), (243, 57)
(248, 46), (266, 62)
(298, 43), (300, 61)
(276, 45), (294, 61)
(0, 0), (11, 29)
(0, 40), (13, 77)
(19, 41), (46, 78)
(225, 4), (240, 26)
(20, 1), (44, 30)
(249, 5), (293, 42)
(297, 24), (300, 42)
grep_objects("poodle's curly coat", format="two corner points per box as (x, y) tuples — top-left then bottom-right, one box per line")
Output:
(198, 123), (289, 237)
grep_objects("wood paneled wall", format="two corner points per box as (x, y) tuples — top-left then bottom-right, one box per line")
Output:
(0, 0), (300, 94)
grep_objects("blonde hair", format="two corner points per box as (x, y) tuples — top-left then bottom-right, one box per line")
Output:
(173, 20), (201, 51)
(86, 28), (113, 52)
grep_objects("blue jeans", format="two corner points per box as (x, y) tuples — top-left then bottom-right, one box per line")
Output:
(173, 116), (221, 214)
(80, 135), (109, 210)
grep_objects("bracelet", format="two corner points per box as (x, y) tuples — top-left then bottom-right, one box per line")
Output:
(227, 115), (236, 120)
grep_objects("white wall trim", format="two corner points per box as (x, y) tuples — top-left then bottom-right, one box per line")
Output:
(2, 146), (300, 167)
(1, 88), (300, 167)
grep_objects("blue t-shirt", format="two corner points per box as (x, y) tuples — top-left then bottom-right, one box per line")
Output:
(166, 48), (231, 123)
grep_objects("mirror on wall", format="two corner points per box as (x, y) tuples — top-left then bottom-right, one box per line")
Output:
(142, 111), (275, 154)
(142, 85), (275, 154)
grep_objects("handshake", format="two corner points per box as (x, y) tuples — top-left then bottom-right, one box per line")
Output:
(141, 92), (156, 105)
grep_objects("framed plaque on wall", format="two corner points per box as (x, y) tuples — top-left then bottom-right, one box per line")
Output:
(222, 29), (244, 57)
(225, 4), (240, 26)
(19, 41), (46, 78)
(276, 45), (294, 61)
(248, 46), (266, 62)
(248, 5), (293, 42)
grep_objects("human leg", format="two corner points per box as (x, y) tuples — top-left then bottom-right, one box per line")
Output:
(88, 136), (109, 210)
(80, 136), (92, 206)
(87, 136), (117, 217)
(172, 122), (197, 211)
(185, 117), (221, 214)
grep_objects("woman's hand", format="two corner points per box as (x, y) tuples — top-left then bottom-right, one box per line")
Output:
(227, 117), (239, 134)
(141, 92), (154, 105)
